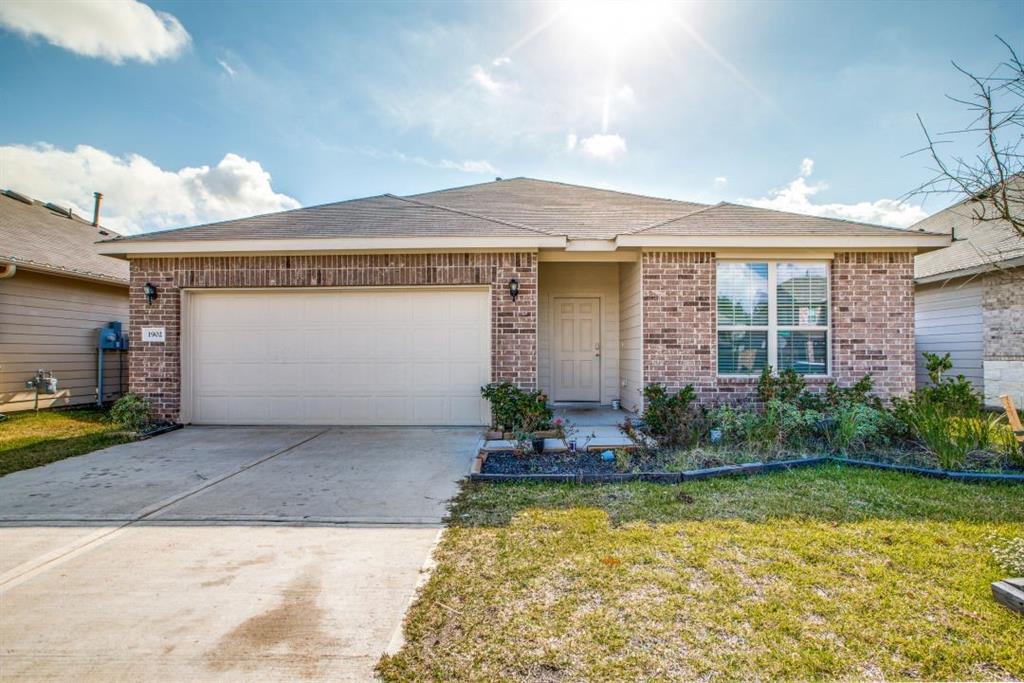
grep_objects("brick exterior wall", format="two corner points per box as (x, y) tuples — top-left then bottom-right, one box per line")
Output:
(831, 252), (915, 398)
(642, 251), (916, 404)
(981, 266), (1024, 407)
(129, 253), (537, 422)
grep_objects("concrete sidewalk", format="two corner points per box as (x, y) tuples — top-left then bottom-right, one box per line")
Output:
(0, 426), (477, 682)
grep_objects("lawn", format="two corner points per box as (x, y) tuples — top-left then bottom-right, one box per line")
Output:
(0, 409), (135, 476)
(379, 465), (1024, 681)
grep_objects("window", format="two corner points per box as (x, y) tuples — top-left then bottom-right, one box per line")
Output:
(716, 261), (829, 376)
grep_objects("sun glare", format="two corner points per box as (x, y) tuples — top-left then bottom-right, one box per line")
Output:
(563, 0), (675, 48)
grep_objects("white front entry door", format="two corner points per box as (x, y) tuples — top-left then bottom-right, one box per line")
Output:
(185, 288), (490, 425)
(553, 297), (601, 402)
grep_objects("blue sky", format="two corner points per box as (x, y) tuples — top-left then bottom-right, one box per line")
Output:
(0, 0), (1019, 233)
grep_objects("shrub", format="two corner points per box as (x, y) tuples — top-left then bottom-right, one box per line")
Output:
(480, 382), (552, 433)
(107, 393), (151, 432)
(756, 366), (805, 404)
(906, 352), (984, 416)
(641, 384), (703, 449)
(898, 400), (992, 469)
(707, 401), (813, 453)
(820, 403), (889, 454)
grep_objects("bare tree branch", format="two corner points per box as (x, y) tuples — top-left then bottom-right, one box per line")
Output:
(907, 36), (1024, 238)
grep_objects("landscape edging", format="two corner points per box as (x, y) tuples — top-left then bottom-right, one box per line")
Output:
(468, 453), (1024, 484)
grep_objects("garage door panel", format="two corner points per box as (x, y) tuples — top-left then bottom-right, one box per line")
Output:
(189, 288), (489, 425)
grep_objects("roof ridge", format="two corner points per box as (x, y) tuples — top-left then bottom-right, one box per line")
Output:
(626, 202), (726, 235)
(388, 193), (560, 237)
(511, 176), (711, 207)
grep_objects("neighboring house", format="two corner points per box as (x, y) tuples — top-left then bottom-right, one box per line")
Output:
(0, 190), (129, 412)
(96, 178), (948, 426)
(913, 191), (1024, 408)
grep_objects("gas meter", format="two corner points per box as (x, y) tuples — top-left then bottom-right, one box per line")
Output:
(26, 369), (58, 394)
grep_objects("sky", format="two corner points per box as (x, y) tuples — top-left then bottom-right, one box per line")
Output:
(0, 0), (1020, 234)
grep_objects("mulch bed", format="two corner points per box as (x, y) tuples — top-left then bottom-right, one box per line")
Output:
(482, 450), (622, 475)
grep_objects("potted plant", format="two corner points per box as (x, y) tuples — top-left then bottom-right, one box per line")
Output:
(480, 382), (554, 441)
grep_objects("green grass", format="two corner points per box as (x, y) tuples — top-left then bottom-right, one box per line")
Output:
(0, 409), (135, 476)
(379, 465), (1024, 681)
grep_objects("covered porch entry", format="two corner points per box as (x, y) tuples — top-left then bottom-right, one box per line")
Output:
(537, 253), (643, 413)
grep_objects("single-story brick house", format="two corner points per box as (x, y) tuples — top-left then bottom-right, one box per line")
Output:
(97, 178), (948, 426)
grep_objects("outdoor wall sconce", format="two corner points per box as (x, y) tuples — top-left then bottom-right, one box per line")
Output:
(143, 282), (158, 305)
(508, 278), (520, 302)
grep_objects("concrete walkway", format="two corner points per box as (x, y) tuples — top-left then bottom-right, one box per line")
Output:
(0, 426), (477, 682)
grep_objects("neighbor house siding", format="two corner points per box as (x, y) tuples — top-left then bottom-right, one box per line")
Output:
(642, 251), (916, 404)
(537, 262), (619, 403)
(0, 269), (128, 412)
(618, 260), (643, 413)
(914, 279), (984, 391)
(128, 253), (537, 422)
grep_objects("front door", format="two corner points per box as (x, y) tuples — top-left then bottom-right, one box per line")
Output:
(553, 297), (601, 402)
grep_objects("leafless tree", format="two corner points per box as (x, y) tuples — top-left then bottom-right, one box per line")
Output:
(909, 36), (1024, 238)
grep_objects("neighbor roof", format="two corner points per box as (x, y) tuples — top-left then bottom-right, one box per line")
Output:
(913, 193), (1024, 282)
(98, 177), (947, 252)
(0, 190), (128, 285)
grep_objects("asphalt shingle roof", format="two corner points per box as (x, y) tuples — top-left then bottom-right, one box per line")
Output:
(102, 177), (942, 245)
(407, 177), (708, 239)
(0, 191), (128, 284)
(913, 194), (1024, 280)
(113, 192), (552, 242)
(633, 202), (927, 237)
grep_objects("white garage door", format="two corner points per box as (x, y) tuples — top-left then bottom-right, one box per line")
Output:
(185, 288), (490, 425)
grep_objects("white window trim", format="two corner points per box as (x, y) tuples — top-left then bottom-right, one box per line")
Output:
(716, 260), (831, 378)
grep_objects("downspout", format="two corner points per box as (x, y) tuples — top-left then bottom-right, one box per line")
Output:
(0, 263), (16, 279)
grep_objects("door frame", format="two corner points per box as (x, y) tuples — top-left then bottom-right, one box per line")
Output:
(551, 296), (602, 402)
(180, 285), (491, 425)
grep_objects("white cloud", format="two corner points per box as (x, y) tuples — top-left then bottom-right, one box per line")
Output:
(579, 133), (627, 162)
(714, 176), (728, 189)
(469, 64), (516, 94)
(359, 147), (498, 176)
(0, 0), (190, 64)
(565, 133), (578, 151)
(437, 159), (500, 174)
(0, 143), (300, 234)
(217, 58), (237, 78)
(492, 56), (511, 66)
(745, 159), (927, 228)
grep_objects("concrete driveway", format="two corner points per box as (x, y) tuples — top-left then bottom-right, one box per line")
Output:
(0, 426), (478, 681)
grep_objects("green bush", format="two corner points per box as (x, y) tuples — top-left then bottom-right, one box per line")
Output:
(756, 366), (806, 404)
(641, 384), (703, 449)
(480, 382), (552, 433)
(899, 352), (983, 416)
(106, 393), (152, 432)
(898, 400), (995, 470)
(819, 402), (890, 454)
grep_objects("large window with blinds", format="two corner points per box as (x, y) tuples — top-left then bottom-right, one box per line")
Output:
(716, 261), (830, 376)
